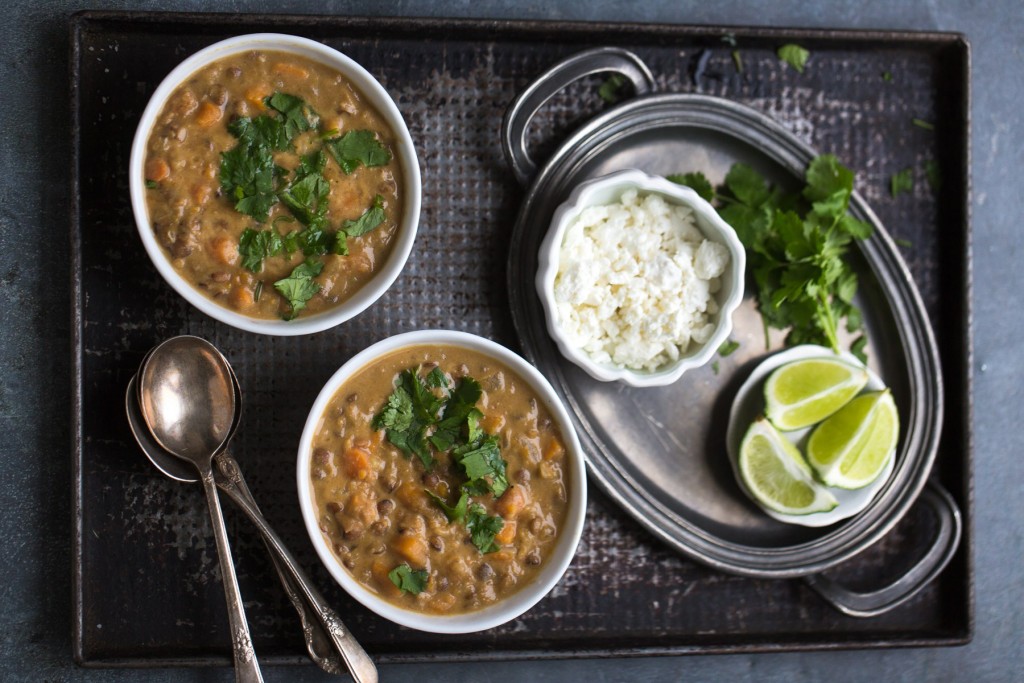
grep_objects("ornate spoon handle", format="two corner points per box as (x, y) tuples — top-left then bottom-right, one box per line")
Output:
(214, 452), (377, 682)
(198, 463), (263, 683)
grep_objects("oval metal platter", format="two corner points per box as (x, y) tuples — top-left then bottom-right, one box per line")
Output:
(506, 92), (945, 578)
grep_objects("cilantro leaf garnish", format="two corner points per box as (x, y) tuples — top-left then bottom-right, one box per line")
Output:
(219, 143), (281, 221)
(238, 227), (285, 272)
(924, 160), (941, 192)
(718, 339), (740, 357)
(326, 130), (392, 174)
(429, 377), (483, 452)
(427, 490), (469, 522)
(912, 118), (935, 131)
(667, 171), (715, 202)
(598, 74), (627, 104)
(273, 258), (323, 319)
(265, 92), (320, 139)
(777, 44), (810, 73)
(228, 115), (290, 152)
(891, 168), (914, 197)
(466, 504), (504, 554)
(388, 563), (429, 595)
(336, 195), (387, 255)
(453, 436), (508, 499)
(371, 368), (443, 469)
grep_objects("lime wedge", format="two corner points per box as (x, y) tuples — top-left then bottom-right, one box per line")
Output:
(739, 418), (838, 515)
(806, 390), (900, 489)
(764, 357), (869, 431)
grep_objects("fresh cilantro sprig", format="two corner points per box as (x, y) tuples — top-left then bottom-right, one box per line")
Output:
(667, 171), (715, 202)
(674, 154), (873, 361)
(388, 563), (429, 594)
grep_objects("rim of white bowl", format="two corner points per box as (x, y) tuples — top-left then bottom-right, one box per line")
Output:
(296, 330), (588, 633)
(535, 169), (746, 387)
(129, 33), (421, 336)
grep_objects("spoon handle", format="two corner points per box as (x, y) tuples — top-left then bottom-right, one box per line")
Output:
(214, 452), (345, 675)
(213, 453), (377, 683)
(198, 465), (264, 683)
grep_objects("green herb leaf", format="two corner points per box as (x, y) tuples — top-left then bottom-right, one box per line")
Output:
(429, 376), (483, 452)
(273, 258), (323, 319)
(426, 490), (468, 522)
(228, 115), (290, 151)
(371, 368), (444, 469)
(718, 339), (740, 356)
(145, 180), (158, 189)
(925, 160), (941, 192)
(912, 118), (935, 131)
(777, 44), (809, 73)
(466, 504), (504, 554)
(882, 71), (893, 82)
(711, 361), (720, 375)
(425, 367), (449, 390)
(388, 563), (429, 595)
(667, 171), (715, 203)
(219, 143), (281, 221)
(598, 73), (627, 104)
(895, 237), (913, 248)
(891, 168), (914, 197)
(265, 92), (319, 139)
(326, 130), (392, 174)
(732, 50), (744, 73)
(336, 195), (387, 255)
(238, 227), (285, 272)
(342, 195), (386, 237)
(850, 335), (868, 364)
(453, 435), (508, 499)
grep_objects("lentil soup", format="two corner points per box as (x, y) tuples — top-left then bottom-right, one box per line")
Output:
(309, 345), (572, 615)
(143, 49), (403, 320)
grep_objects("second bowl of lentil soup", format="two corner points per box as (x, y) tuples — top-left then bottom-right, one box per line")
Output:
(297, 330), (587, 633)
(129, 33), (421, 334)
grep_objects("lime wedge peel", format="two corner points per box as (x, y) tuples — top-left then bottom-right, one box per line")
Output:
(764, 357), (869, 431)
(807, 390), (900, 489)
(738, 418), (839, 516)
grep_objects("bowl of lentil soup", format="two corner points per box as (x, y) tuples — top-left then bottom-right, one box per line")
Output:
(297, 330), (587, 633)
(129, 34), (420, 334)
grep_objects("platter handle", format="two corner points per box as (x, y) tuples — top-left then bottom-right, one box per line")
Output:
(803, 483), (962, 618)
(501, 47), (656, 186)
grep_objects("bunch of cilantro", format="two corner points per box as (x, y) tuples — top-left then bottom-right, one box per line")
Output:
(217, 91), (392, 318)
(372, 366), (510, 560)
(671, 154), (872, 361)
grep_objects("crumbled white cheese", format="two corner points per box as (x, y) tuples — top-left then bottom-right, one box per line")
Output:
(553, 189), (729, 372)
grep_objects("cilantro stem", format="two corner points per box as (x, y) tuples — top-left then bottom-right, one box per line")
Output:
(816, 291), (841, 353)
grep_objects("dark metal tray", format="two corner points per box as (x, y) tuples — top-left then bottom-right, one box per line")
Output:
(71, 11), (973, 666)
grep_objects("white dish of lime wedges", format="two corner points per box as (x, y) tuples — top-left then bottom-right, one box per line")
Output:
(726, 344), (897, 528)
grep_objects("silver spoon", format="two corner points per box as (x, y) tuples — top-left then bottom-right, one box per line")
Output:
(137, 336), (261, 683)
(126, 372), (359, 676)
(135, 337), (377, 683)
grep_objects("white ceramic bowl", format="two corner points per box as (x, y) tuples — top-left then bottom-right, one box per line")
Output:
(129, 33), (421, 336)
(296, 330), (587, 633)
(535, 169), (746, 387)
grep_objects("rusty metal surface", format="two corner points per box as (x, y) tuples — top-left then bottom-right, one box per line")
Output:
(70, 11), (971, 666)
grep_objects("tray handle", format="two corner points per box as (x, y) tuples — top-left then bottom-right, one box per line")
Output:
(501, 47), (656, 186)
(803, 482), (962, 618)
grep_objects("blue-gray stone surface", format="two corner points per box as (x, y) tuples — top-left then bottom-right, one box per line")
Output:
(1, 1), (1020, 681)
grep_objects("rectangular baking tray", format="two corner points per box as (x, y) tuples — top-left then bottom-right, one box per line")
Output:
(71, 10), (972, 666)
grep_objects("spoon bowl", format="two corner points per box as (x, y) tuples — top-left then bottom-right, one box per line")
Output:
(138, 336), (236, 461)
